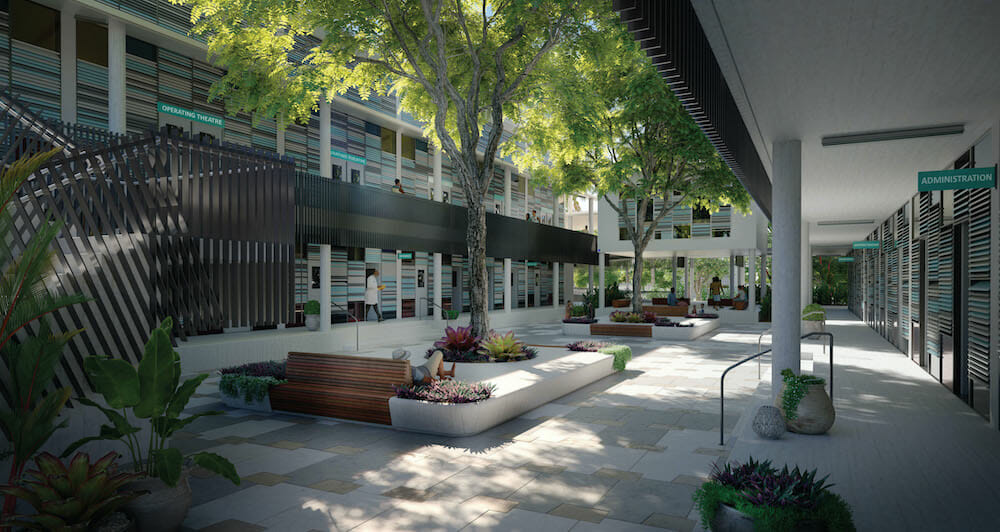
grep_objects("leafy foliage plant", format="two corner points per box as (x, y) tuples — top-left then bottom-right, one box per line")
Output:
(394, 380), (496, 404)
(780, 369), (826, 420)
(597, 345), (632, 372)
(219, 375), (285, 403)
(303, 300), (320, 315)
(801, 303), (827, 321)
(63, 318), (239, 488)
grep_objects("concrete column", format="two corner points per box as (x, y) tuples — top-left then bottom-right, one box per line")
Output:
(672, 256), (678, 293)
(396, 129), (403, 187)
(107, 18), (126, 133)
(319, 99), (332, 178)
(503, 166), (511, 216)
(524, 173), (531, 219)
(748, 249), (757, 314)
(551, 193), (559, 226)
(564, 263), (574, 304)
(588, 196), (594, 233)
(523, 260), (529, 308)
(552, 262), (560, 307)
(729, 255), (735, 298)
(772, 139), (802, 395)
(319, 244), (331, 331)
(684, 258), (690, 299)
(801, 221), (812, 309)
(503, 258), (512, 312)
(598, 252), (606, 309)
(395, 254), (403, 321)
(433, 147), (443, 200)
(60, 9), (77, 123)
(434, 253), (443, 321)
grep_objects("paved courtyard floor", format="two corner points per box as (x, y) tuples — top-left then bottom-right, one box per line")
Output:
(175, 310), (1000, 531)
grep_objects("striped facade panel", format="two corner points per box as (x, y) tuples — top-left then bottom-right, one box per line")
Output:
(0, 10), (10, 85)
(11, 40), (60, 121)
(126, 51), (158, 134)
(76, 59), (108, 129)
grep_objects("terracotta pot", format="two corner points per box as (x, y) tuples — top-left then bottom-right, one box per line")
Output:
(121, 471), (192, 532)
(776, 382), (835, 434)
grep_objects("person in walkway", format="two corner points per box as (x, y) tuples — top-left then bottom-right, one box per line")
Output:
(393, 178), (405, 194)
(365, 269), (385, 322)
(666, 287), (678, 306)
(709, 276), (723, 310)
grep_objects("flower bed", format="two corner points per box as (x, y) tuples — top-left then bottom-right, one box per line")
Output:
(655, 318), (693, 328)
(393, 379), (496, 404)
(566, 339), (612, 352)
(562, 317), (598, 324)
(610, 310), (657, 323)
(218, 360), (287, 411)
(429, 326), (538, 363)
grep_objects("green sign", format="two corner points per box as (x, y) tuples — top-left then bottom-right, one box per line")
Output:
(398, 252), (413, 260)
(526, 261), (539, 267)
(157, 102), (225, 128)
(918, 166), (996, 191)
(853, 241), (879, 250)
(838, 257), (855, 263)
(332, 149), (366, 165)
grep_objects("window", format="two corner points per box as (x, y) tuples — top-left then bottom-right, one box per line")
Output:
(415, 139), (429, 153)
(347, 247), (364, 261)
(401, 135), (415, 160)
(126, 36), (156, 61)
(692, 205), (711, 223)
(381, 127), (396, 154)
(674, 225), (691, 239)
(332, 165), (343, 181)
(712, 228), (731, 238)
(365, 121), (381, 136)
(645, 203), (654, 221)
(655, 231), (662, 240)
(77, 21), (108, 66)
(198, 132), (215, 144)
(12, 0), (59, 51)
(452, 271), (458, 287)
(619, 228), (628, 240)
(350, 168), (360, 184)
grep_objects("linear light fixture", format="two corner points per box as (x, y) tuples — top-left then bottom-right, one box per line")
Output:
(822, 124), (964, 147)
(816, 220), (875, 226)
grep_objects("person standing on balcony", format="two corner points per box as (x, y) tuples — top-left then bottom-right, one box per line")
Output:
(366, 269), (385, 322)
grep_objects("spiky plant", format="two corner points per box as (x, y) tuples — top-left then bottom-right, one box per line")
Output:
(1, 148), (89, 523)
(479, 331), (525, 359)
(0, 452), (141, 531)
(433, 325), (481, 353)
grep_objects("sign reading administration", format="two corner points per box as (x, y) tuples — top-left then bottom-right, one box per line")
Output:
(852, 241), (879, 250)
(157, 102), (225, 128)
(918, 166), (996, 192)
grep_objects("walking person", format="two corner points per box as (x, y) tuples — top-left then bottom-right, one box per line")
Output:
(709, 276), (723, 310)
(366, 269), (385, 322)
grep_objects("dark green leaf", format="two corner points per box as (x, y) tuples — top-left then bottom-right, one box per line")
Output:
(166, 374), (209, 419)
(134, 323), (180, 419)
(151, 448), (183, 487)
(84, 356), (140, 408)
(192, 452), (240, 485)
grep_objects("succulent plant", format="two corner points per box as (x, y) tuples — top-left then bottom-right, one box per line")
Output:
(433, 325), (481, 353)
(0, 452), (142, 531)
(710, 458), (833, 509)
(479, 331), (526, 358)
(642, 311), (658, 323)
(394, 379), (496, 403)
(566, 340), (611, 352)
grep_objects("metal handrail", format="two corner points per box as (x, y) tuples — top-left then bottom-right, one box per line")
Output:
(719, 332), (834, 445)
(420, 297), (456, 325)
(756, 329), (772, 379)
(330, 301), (361, 352)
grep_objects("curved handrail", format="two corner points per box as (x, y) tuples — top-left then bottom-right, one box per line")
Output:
(330, 300), (360, 351)
(719, 332), (834, 445)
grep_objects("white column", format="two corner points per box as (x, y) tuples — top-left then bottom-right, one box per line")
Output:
(551, 193), (559, 226)
(598, 252), (606, 309)
(772, 139), (802, 395)
(434, 253), (443, 321)
(395, 129), (403, 187)
(433, 147), (443, 200)
(523, 260), (529, 308)
(801, 221), (812, 309)
(552, 262), (560, 307)
(503, 258), (512, 312)
(395, 254), (403, 321)
(672, 256), (678, 293)
(564, 263), (574, 304)
(503, 167), (511, 216)
(748, 249), (757, 314)
(524, 173), (531, 218)
(60, 9), (77, 123)
(319, 99), (332, 178)
(729, 255), (735, 298)
(319, 244), (331, 331)
(107, 18), (126, 134)
(588, 196), (594, 233)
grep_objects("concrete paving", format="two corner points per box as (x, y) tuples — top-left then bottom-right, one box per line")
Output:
(175, 310), (1000, 530)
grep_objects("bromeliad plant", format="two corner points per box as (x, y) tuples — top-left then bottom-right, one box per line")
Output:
(693, 458), (855, 531)
(62, 318), (239, 488)
(0, 452), (141, 531)
(431, 325), (482, 362)
(478, 331), (537, 362)
(609, 311), (656, 323)
(780, 369), (826, 420)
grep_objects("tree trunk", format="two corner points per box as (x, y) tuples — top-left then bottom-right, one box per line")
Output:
(465, 198), (490, 337)
(631, 249), (645, 314)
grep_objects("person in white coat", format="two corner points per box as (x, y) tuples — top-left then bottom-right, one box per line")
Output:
(365, 269), (385, 322)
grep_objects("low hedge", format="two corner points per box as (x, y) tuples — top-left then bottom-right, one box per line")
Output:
(598, 344), (632, 371)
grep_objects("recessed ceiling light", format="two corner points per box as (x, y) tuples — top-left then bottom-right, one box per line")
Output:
(822, 124), (964, 146)
(817, 220), (875, 226)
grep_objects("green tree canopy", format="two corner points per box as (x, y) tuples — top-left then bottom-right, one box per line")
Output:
(510, 15), (750, 312)
(179, 0), (602, 335)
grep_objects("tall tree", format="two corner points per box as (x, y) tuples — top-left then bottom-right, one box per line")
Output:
(511, 16), (750, 313)
(180, 0), (600, 336)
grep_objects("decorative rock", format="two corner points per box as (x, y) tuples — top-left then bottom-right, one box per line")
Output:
(752, 405), (786, 440)
(392, 349), (411, 361)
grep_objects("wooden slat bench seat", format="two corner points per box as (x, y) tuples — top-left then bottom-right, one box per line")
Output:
(590, 323), (652, 337)
(269, 352), (412, 425)
(643, 304), (689, 317)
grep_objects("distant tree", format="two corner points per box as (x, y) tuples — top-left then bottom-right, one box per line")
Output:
(511, 15), (750, 313)
(180, 0), (601, 336)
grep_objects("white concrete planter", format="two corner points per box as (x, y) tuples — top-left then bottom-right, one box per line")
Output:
(653, 318), (721, 340)
(561, 321), (595, 336)
(220, 391), (272, 412)
(801, 320), (825, 335)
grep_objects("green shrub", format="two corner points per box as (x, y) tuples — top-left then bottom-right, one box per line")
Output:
(570, 305), (589, 317)
(219, 374), (286, 403)
(801, 303), (826, 321)
(598, 344), (632, 371)
(304, 299), (320, 315)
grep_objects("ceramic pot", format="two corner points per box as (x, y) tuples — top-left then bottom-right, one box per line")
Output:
(801, 319), (825, 335)
(776, 382), (835, 434)
(711, 504), (826, 532)
(305, 314), (320, 331)
(121, 471), (192, 532)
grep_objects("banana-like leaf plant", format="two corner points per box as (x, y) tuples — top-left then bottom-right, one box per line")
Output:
(63, 318), (240, 487)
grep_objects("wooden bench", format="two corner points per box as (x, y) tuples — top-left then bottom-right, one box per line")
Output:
(590, 323), (652, 337)
(732, 301), (748, 310)
(269, 352), (412, 425)
(652, 298), (690, 306)
(643, 304), (689, 317)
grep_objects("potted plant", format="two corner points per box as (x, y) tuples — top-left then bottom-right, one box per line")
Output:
(304, 299), (321, 330)
(776, 369), (835, 434)
(63, 318), (240, 532)
(393, 379), (496, 403)
(217, 360), (287, 412)
(801, 303), (826, 334)
(758, 291), (772, 322)
(693, 458), (855, 532)
(0, 452), (142, 531)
